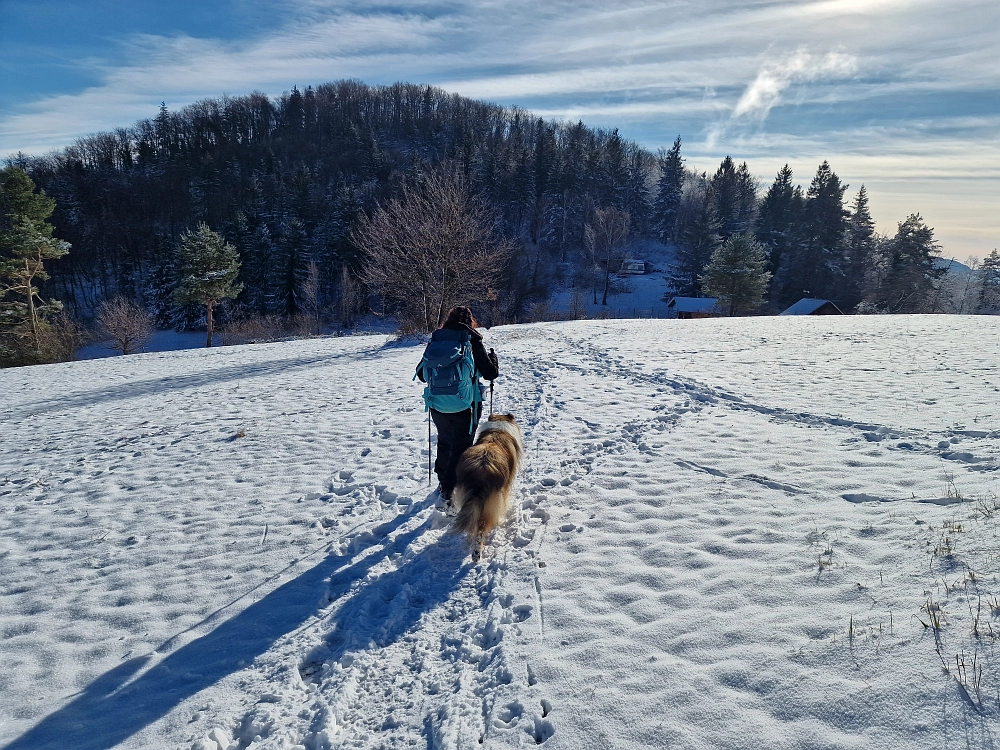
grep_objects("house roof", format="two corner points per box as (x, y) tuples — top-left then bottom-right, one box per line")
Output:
(779, 298), (844, 316)
(667, 297), (719, 313)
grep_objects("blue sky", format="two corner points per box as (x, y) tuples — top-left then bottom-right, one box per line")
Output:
(1, 0), (997, 258)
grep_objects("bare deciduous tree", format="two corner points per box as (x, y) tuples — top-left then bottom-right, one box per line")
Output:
(96, 297), (154, 355)
(338, 264), (364, 328)
(584, 207), (629, 306)
(354, 167), (514, 332)
(295, 260), (322, 335)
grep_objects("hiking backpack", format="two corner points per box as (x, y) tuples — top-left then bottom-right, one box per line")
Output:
(415, 328), (484, 422)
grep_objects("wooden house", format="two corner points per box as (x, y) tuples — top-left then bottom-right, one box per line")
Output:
(779, 298), (844, 316)
(667, 297), (720, 319)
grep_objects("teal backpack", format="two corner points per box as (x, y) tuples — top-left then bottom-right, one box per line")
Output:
(415, 328), (484, 429)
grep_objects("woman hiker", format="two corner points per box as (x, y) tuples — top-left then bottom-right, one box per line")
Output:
(415, 306), (499, 504)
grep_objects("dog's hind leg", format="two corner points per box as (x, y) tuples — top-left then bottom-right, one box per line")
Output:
(471, 532), (485, 563)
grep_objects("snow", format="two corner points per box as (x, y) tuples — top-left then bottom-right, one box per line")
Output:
(2, 315), (1000, 749)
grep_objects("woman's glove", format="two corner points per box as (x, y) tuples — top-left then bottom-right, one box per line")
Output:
(488, 347), (499, 372)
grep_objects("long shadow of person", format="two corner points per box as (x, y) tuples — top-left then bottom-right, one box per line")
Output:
(2, 502), (466, 750)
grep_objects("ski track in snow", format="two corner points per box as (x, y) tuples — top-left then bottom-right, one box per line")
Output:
(1, 316), (1000, 749)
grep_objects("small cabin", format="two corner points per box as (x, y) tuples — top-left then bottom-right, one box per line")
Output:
(618, 259), (648, 275)
(779, 298), (844, 316)
(667, 297), (720, 319)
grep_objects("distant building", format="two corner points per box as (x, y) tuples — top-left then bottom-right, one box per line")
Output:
(618, 259), (648, 275)
(666, 297), (720, 319)
(779, 298), (844, 316)
(603, 258), (649, 274)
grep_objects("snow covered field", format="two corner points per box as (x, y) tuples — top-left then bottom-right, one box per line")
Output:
(2, 315), (1000, 749)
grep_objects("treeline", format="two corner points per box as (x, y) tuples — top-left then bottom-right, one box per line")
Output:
(10, 80), (651, 328)
(661, 155), (999, 314)
(6, 79), (998, 329)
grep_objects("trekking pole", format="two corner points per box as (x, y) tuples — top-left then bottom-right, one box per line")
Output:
(427, 412), (432, 487)
(489, 380), (495, 417)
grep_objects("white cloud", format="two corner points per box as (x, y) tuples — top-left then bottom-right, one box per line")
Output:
(731, 49), (858, 121)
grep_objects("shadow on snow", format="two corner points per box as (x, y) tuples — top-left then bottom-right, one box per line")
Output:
(2, 499), (467, 750)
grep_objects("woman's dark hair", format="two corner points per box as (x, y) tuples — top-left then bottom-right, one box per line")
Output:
(442, 306), (478, 329)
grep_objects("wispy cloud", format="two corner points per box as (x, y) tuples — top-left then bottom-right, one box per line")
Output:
(1, 0), (997, 255)
(704, 48), (858, 149)
(732, 49), (858, 120)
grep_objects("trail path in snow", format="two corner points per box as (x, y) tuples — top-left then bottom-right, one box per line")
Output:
(2, 316), (1000, 749)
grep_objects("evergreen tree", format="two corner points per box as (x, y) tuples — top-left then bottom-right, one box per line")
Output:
(651, 136), (684, 243)
(623, 149), (650, 234)
(173, 223), (243, 347)
(600, 129), (629, 211)
(978, 249), (1000, 313)
(667, 175), (720, 297)
(143, 235), (181, 327)
(755, 165), (803, 305)
(700, 234), (771, 317)
(273, 216), (309, 317)
(868, 214), (943, 312)
(844, 186), (876, 310)
(0, 166), (72, 364)
(780, 161), (848, 305)
(710, 156), (741, 240)
(734, 162), (758, 234)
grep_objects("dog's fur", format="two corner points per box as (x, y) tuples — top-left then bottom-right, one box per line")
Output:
(452, 414), (523, 559)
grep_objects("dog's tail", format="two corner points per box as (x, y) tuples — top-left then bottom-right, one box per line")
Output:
(453, 484), (489, 543)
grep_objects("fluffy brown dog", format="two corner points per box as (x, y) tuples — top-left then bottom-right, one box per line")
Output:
(452, 414), (523, 560)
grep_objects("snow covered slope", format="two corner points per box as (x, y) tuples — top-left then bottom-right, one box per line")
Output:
(2, 316), (1000, 750)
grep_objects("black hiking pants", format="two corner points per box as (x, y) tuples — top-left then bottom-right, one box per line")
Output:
(431, 405), (483, 499)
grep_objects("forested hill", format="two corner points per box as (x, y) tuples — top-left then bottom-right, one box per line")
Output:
(10, 79), (977, 327)
(13, 81), (654, 324)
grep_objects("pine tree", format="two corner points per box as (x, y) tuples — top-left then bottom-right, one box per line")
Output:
(755, 165), (803, 305)
(710, 156), (741, 240)
(977, 249), (1000, 313)
(734, 162), (758, 234)
(173, 223), (243, 346)
(600, 129), (629, 211)
(273, 216), (308, 317)
(844, 186), (876, 310)
(869, 214), (943, 312)
(700, 234), (771, 317)
(651, 136), (684, 243)
(143, 234), (181, 327)
(0, 166), (72, 365)
(623, 149), (650, 234)
(780, 161), (848, 306)
(667, 175), (720, 297)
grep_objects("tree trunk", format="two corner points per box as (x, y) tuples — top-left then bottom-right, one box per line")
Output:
(205, 300), (214, 347)
(560, 191), (568, 263)
(601, 251), (612, 306)
(24, 258), (40, 353)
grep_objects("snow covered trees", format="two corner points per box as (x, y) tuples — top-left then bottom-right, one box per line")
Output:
(651, 137), (684, 243)
(866, 214), (944, 313)
(0, 166), (72, 366)
(978, 250), (1000, 313)
(174, 224), (243, 347)
(667, 174), (719, 297)
(700, 235), (771, 317)
(356, 168), (514, 332)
